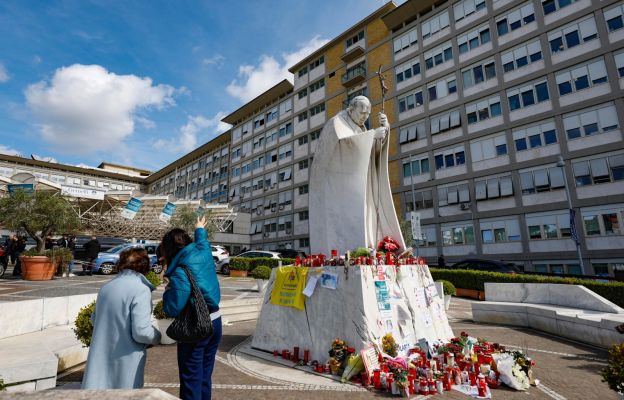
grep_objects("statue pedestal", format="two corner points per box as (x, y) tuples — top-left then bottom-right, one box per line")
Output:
(252, 264), (453, 363)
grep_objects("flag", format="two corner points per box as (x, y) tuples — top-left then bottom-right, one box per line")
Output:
(570, 208), (579, 244)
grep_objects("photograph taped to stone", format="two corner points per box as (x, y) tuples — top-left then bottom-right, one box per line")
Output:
(320, 271), (338, 289)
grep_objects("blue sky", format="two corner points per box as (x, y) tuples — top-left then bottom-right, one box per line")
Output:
(0, 0), (396, 171)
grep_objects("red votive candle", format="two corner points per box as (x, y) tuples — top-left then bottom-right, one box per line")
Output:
(303, 349), (309, 364)
(273, 350), (278, 357)
(282, 349), (288, 359)
(293, 346), (299, 360)
(331, 249), (337, 258)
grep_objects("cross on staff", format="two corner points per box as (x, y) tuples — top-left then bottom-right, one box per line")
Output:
(376, 65), (388, 114)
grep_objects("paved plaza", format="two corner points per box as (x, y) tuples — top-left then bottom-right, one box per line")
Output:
(6, 271), (610, 400)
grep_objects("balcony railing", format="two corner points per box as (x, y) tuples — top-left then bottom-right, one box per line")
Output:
(341, 65), (366, 87)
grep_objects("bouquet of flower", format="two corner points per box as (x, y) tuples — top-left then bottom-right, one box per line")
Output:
(328, 338), (348, 375)
(386, 356), (409, 387)
(382, 333), (399, 357)
(377, 236), (401, 254)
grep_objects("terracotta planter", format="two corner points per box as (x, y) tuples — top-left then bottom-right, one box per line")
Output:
(20, 256), (56, 281)
(455, 288), (485, 300)
(229, 270), (248, 277)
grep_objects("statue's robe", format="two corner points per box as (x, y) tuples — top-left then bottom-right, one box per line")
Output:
(309, 110), (405, 255)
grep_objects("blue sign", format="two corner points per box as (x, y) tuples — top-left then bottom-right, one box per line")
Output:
(195, 206), (205, 216)
(159, 202), (177, 222)
(121, 197), (144, 220)
(7, 184), (34, 194)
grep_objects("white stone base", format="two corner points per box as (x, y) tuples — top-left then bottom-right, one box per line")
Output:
(252, 265), (453, 363)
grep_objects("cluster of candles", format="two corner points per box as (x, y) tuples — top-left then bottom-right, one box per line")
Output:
(273, 346), (310, 365)
(294, 250), (427, 267)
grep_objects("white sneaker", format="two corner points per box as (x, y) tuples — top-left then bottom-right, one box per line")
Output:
(68, 273), (76, 277)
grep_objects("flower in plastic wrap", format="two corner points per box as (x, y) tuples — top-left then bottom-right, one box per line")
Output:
(341, 354), (364, 383)
(377, 236), (400, 254)
(492, 352), (530, 390)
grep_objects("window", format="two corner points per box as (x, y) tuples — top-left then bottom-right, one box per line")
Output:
(265, 149), (278, 165)
(309, 56), (324, 70)
(573, 154), (624, 186)
(404, 190), (434, 212)
(441, 223), (475, 245)
(615, 51), (624, 78)
(278, 144), (292, 160)
(462, 59), (496, 89)
(309, 79), (325, 93)
(298, 66), (308, 78)
(496, 2), (535, 37)
(298, 135), (309, 146)
(513, 120), (558, 151)
(563, 104), (619, 140)
(422, 10), (450, 39)
(298, 88), (307, 99)
(605, 3), (624, 32)
(299, 238), (310, 248)
(454, 0), (487, 22)
(437, 183), (470, 206)
(298, 159), (309, 170)
(457, 24), (491, 54)
(396, 57), (421, 83)
(507, 79), (549, 111)
(520, 166), (565, 194)
(280, 122), (293, 138)
(393, 28), (418, 55)
(502, 40), (542, 73)
(298, 184), (309, 195)
(434, 147), (465, 170)
(299, 211), (309, 221)
(542, 0), (579, 16)
(424, 41), (453, 70)
(475, 175), (514, 200)
(278, 168), (292, 182)
(471, 134), (508, 162)
(526, 212), (571, 239)
(309, 103), (325, 116)
(402, 156), (430, 177)
(548, 17), (597, 54)
(466, 95), (502, 124)
(279, 98), (293, 114)
(398, 88), (424, 113)
(310, 130), (321, 141)
(399, 121), (426, 144)
(582, 206), (624, 236)
(346, 30), (364, 47)
(430, 109), (461, 134)
(555, 59), (608, 96)
(427, 75), (457, 102)
(480, 219), (521, 243)
(297, 112), (308, 122)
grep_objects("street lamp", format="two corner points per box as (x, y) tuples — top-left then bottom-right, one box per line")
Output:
(557, 156), (585, 274)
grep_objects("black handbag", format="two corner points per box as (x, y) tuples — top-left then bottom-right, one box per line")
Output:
(166, 265), (213, 343)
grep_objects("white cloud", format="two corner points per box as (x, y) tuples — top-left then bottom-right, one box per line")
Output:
(226, 35), (328, 103)
(25, 64), (176, 153)
(0, 145), (20, 156)
(202, 54), (225, 67)
(0, 63), (9, 83)
(153, 112), (231, 153)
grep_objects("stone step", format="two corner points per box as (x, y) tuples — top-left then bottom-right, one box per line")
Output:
(223, 311), (261, 324)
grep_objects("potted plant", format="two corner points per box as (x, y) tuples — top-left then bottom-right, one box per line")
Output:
(229, 258), (250, 277)
(602, 342), (624, 395)
(73, 301), (96, 347)
(250, 265), (271, 292)
(153, 300), (176, 344)
(0, 189), (81, 280)
(49, 247), (74, 277)
(437, 280), (456, 310)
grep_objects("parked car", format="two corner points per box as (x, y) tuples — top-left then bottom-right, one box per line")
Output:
(216, 250), (281, 275)
(92, 243), (163, 275)
(449, 259), (522, 274)
(272, 249), (306, 259)
(73, 235), (128, 261)
(211, 245), (229, 264)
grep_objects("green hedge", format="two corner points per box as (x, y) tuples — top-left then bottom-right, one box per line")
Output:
(229, 257), (295, 272)
(430, 268), (624, 308)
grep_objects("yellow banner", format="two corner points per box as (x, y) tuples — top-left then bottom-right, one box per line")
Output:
(270, 266), (309, 310)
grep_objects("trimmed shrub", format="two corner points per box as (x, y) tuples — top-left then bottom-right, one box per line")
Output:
(437, 280), (456, 296)
(153, 299), (170, 320)
(230, 257), (295, 272)
(350, 247), (372, 258)
(430, 268), (624, 307)
(145, 271), (161, 287)
(73, 301), (96, 347)
(251, 265), (272, 280)
(602, 342), (624, 394)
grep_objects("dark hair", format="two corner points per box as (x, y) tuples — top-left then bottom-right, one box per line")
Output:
(160, 228), (192, 266)
(118, 248), (150, 274)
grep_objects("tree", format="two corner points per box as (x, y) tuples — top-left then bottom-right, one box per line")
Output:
(169, 204), (217, 239)
(0, 189), (81, 252)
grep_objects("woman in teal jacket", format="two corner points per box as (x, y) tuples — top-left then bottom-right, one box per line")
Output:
(161, 216), (221, 400)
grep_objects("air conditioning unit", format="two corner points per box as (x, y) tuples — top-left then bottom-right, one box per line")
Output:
(271, 184), (276, 189)
(264, 187), (269, 191)
(460, 203), (471, 210)
(285, 229), (292, 234)
(263, 232), (270, 237)
(279, 204), (285, 210)
(256, 209), (262, 215)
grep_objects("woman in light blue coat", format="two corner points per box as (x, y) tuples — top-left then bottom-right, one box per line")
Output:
(82, 248), (161, 389)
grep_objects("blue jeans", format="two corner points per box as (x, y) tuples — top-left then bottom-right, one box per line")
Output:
(177, 317), (222, 400)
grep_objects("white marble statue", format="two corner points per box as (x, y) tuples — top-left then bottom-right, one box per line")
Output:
(309, 95), (405, 255)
